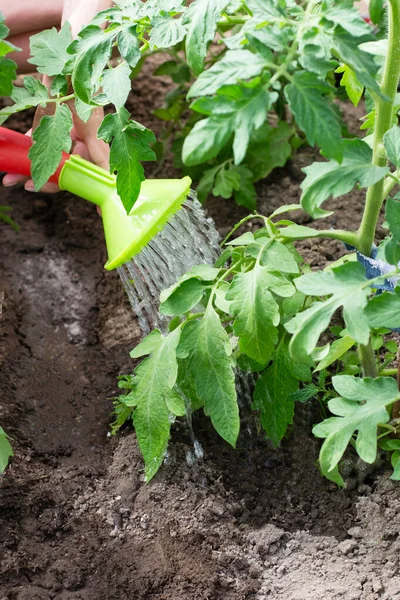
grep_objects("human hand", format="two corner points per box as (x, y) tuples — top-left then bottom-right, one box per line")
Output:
(3, 78), (110, 193)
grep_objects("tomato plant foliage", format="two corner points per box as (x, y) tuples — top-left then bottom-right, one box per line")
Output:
(2, 0), (400, 483)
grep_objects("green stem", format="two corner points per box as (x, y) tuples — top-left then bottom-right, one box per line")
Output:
(380, 368), (398, 376)
(359, 342), (378, 378)
(356, 0), (400, 256)
(383, 169), (400, 198)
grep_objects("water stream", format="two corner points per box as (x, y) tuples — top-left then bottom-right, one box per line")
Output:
(117, 192), (220, 335)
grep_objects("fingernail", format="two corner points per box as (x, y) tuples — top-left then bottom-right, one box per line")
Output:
(24, 184), (35, 192)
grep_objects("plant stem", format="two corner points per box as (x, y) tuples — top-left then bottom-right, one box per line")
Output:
(357, 0), (400, 256)
(359, 342), (378, 377)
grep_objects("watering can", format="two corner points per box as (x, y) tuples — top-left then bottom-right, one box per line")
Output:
(0, 127), (191, 270)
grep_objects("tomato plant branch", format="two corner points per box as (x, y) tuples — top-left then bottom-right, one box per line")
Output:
(357, 0), (400, 256)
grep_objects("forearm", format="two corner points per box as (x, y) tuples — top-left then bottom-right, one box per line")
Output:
(62, 0), (114, 36)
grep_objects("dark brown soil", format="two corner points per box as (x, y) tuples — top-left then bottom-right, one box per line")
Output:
(1, 60), (400, 600)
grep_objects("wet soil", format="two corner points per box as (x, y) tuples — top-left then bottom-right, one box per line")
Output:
(1, 61), (400, 600)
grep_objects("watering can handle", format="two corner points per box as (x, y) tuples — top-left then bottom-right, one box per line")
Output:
(0, 126), (69, 184)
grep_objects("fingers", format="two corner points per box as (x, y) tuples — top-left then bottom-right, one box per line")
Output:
(71, 105), (110, 171)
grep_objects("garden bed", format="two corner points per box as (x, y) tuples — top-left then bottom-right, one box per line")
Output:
(1, 67), (400, 600)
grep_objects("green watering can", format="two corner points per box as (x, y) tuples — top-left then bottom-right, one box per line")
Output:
(0, 126), (191, 270)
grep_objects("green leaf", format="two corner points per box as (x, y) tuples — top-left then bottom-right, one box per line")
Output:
(177, 306), (239, 446)
(129, 328), (181, 481)
(245, 122), (292, 181)
(0, 77), (50, 124)
(284, 72), (342, 162)
(369, 0), (385, 24)
(68, 25), (116, 103)
(366, 288), (400, 329)
(150, 16), (186, 49)
(212, 165), (241, 198)
(98, 108), (156, 212)
(183, 0), (229, 75)
(117, 26), (141, 68)
(166, 389), (186, 417)
(0, 427), (13, 473)
(286, 262), (371, 361)
(29, 103), (73, 191)
(383, 126), (400, 168)
(226, 265), (280, 363)
(289, 384), (320, 404)
(0, 58), (17, 96)
(160, 264), (220, 312)
(102, 62), (132, 108)
(313, 375), (400, 484)
(336, 64), (364, 107)
(300, 139), (388, 218)
(28, 22), (73, 76)
(160, 278), (205, 316)
(260, 241), (299, 273)
(130, 329), (163, 359)
(182, 115), (233, 166)
(391, 451), (400, 480)
(252, 343), (297, 446)
(332, 28), (381, 98)
(188, 49), (267, 98)
(323, 7), (372, 37)
(75, 98), (93, 123)
(281, 224), (324, 240)
(233, 165), (257, 210)
(314, 335), (355, 372)
(386, 196), (400, 241)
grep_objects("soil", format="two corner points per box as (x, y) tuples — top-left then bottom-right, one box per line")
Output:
(1, 59), (400, 600)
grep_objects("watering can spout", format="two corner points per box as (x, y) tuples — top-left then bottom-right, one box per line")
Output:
(0, 127), (192, 271)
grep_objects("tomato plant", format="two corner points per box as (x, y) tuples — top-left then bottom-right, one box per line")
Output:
(0, 0), (379, 211)
(113, 0), (400, 485)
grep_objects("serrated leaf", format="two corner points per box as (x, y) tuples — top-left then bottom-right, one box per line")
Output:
(182, 115), (234, 166)
(130, 329), (162, 359)
(289, 384), (320, 404)
(252, 343), (297, 446)
(332, 28), (381, 98)
(284, 71), (342, 162)
(313, 375), (400, 484)
(68, 25), (116, 103)
(29, 103), (73, 191)
(129, 328), (181, 481)
(28, 22), (72, 76)
(160, 278), (205, 316)
(314, 335), (355, 372)
(300, 139), (388, 218)
(75, 98), (93, 123)
(383, 126), (400, 168)
(177, 306), (239, 446)
(150, 16), (186, 49)
(166, 389), (186, 417)
(183, 0), (228, 75)
(260, 240), (299, 273)
(386, 196), (400, 241)
(336, 64), (364, 107)
(0, 58), (17, 96)
(246, 121), (292, 181)
(0, 78), (49, 125)
(98, 108), (156, 212)
(226, 265), (280, 363)
(286, 262), (371, 361)
(366, 288), (400, 329)
(233, 165), (257, 210)
(0, 427), (13, 473)
(212, 165), (241, 198)
(323, 7), (372, 37)
(102, 62), (132, 108)
(188, 49), (267, 98)
(118, 26), (141, 68)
